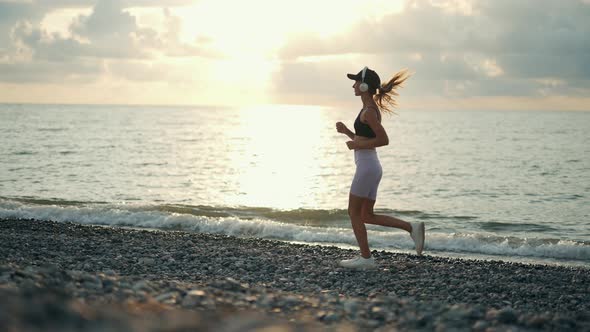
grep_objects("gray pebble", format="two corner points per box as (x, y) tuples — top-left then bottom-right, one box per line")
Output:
(497, 307), (518, 324)
(138, 258), (155, 265)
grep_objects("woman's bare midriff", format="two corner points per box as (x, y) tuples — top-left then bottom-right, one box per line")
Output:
(354, 135), (376, 150)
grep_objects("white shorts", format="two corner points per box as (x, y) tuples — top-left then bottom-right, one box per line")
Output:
(350, 149), (382, 200)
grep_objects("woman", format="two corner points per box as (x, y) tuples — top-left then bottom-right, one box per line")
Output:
(336, 66), (425, 269)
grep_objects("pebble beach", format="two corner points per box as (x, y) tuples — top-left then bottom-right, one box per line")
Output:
(1, 218), (589, 331)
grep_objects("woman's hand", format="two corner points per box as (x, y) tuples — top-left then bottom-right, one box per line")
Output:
(337, 121), (356, 140)
(336, 122), (348, 134)
(346, 140), (357, 150)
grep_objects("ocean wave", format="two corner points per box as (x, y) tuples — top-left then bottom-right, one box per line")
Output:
(10, 151), (37, 156)
(0, 197), (465, 224)
(0, 198), (588, 263)
(477, 221), (559, 232)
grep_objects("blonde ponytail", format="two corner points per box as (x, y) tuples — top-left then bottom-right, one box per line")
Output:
(374, 69), (411, 114)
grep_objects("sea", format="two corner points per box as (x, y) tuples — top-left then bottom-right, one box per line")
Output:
(1, 103), (589, 267)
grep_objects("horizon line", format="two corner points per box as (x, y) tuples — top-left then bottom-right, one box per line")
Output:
(0, 102), (589, 112)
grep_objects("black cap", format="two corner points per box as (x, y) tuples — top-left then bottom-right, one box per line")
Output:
(347, 67), (381, 90)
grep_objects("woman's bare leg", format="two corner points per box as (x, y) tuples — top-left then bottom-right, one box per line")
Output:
(361, 199), (412, 233)
(348, 194), (371, 258)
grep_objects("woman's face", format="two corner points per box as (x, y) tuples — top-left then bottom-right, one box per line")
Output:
(352, 81), (362, 96)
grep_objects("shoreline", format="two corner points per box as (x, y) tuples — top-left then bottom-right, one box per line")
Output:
(1, 218), (589, 331)
(64, 223), (590, 269)
(287, 239), (590, 269)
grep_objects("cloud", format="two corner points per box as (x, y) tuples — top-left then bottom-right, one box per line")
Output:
(105, 59), (198, 83)
(71, 0), (137, 40)
(0, 59), (104, 83)
(0, 0), (212, 84)
(0, 1), (44, 47)
(273, 0), (590, 104)
(281, 0), (590, 58)
(1, 0), (589, 109)
(270, 59), (351, 105)
(64, 0), (217, 59)
(0, 0), (195, 9)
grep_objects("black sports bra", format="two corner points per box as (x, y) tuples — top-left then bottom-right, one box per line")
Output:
(354, 108), (380, 138)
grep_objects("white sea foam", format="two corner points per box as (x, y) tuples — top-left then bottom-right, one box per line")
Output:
(1, 200), (589, 263)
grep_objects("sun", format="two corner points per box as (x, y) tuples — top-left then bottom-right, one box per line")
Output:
(166, 0), (403, 106)
(172, 0), (404, 58)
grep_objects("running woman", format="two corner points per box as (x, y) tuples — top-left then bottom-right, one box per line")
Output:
(336, 66), (424, 269)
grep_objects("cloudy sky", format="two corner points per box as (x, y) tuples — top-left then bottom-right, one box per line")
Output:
(1, 0), (589, 110)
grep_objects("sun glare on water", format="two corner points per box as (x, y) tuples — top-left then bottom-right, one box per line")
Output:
(226, 105), (329, 209)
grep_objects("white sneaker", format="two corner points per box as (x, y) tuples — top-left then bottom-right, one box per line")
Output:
(410, 222), (425, 256)
(339, 256), (377, 269)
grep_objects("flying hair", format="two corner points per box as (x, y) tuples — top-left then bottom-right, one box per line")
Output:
(374, 69), (412, 114)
